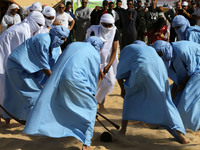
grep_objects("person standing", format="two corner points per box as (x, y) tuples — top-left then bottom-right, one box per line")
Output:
(136, 0), (147, 41)
(117, 41), (190, 144)
(121, 0), (137, 49)
(36, 6), (56, 34)
(90, 0), (108, 25)
(193, 1), (200, 26)
(1, 4), (21, 34)
(75, 0), (91, 41)
(23, 36), (103, 150)
(86, 13), (119, 112)
(146, 0), (161, 44)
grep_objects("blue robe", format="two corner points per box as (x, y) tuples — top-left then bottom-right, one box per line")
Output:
(170, 41), (200, 131)
(3, 33), (51, 120)
(116, 44), (186, 135)
(23, 42), (100, 146)
(185, 25), (200, 44)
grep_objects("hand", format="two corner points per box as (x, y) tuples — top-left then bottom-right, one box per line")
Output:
(7, 24), (13, 28)
(103, 66), (110, 75)
(99, 70), (105, 79)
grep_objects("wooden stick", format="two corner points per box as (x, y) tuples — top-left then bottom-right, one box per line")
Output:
(0, 104), (26, 125)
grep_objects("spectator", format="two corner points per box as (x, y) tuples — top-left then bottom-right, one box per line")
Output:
(53, 3), (75, 50)
(1, 4), (21, 34)
(90, 0), (108, 25)
(193, 1), (200, 26)
(107, 1), (119, 22)
(121, 0), (137, 49)
(75, 0), (91, 41)
(146, 0), (161, 44)
(136, 0), (147, 41)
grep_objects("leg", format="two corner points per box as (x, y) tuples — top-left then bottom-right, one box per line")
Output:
(118, 120), (128, 135)
(98, 98), (108, 113)
(176, 130), (190, 144)
(82, 144), (91, 150)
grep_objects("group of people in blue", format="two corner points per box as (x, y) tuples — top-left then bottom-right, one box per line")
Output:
(0, 7), (200, 149)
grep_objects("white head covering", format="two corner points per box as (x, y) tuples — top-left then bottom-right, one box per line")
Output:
(23, 2), (42, 15)
(30, 2), (42, 11)
(6, 4), (19, 14)
(182, 1), (188, 6)
(42, 6), (56, 26)
(25, 11), (45, 35)
(99, 13), (115, 42)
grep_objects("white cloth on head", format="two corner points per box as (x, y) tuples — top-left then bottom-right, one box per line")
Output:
(24, 11), (45, 35)
(23, 2), (42, 15)
(1, 5), (21, 34)
(6, 4), (19, 14)
(30, 2), (42, 11)
(42, 6), (56, 17)
(85, 13), (118, 104)
(182, 1), (188, 6)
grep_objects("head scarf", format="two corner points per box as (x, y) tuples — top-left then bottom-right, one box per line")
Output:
(42, 6), (56, 26)
(172, 15), (190, 40)
(49, 26), (70, 48)
(99, 13), (115, 42)
(23, 2), (42, 15)
(6, 4), (19, 14)
(30, 2), (42, 11)
(26, 11), (45, 35)
(152, 40), (173, 69)
(133, 40), (146, 45)
(85, 36), (104, 52)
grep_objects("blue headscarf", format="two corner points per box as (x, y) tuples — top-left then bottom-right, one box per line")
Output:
(172, 15), (190, 40)
(133, 40), (146, 45)
(84, 36), (104, 52)
(50, 26), (70, 48)
(153, 40), (173, 69)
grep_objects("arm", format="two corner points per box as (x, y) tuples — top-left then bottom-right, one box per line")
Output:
(103, 40), (118, 75)
(43, 69), (52, 77)
(68, 19), (75, 30)
(53, 20), (62, 26)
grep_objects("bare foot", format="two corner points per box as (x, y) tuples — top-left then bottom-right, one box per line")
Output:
(176, 131), (190, 144)
(99, 104), (109, 114)
(82, 145), (91, 150)
(118, 128), (126, 136)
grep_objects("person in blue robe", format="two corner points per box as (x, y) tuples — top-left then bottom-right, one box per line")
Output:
(116, 41), (190, 144)
(172, 15), (200, 44)
(153, 40), (200, 133)
(2, 26), (70, 125)
(23, 36), (103, 150)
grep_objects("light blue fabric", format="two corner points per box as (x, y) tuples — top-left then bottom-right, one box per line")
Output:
(84, 36), (104, 51)
(170, 41), (200, 131)
(116, 44), (186, 136)
(50, 26), (70, 48)
(23, 42), (101, 146)
(133, 40), (146, 45)
(185, 25), (200, 44)
(172, 15), (190, 40)
(2, 33), (51, 120)
(153, 40), (173, 70)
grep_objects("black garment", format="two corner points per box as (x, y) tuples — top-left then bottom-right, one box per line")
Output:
(146, 6), (161, 29)
(136, 7), (147, 41)
(188, 8), (196, 26)
(164, 9), (176, 23)
(121, 8), (137, 49)
(90, 9), (104, 25)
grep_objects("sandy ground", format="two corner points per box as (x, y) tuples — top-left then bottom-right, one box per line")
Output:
(0, 82), (200, 150)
